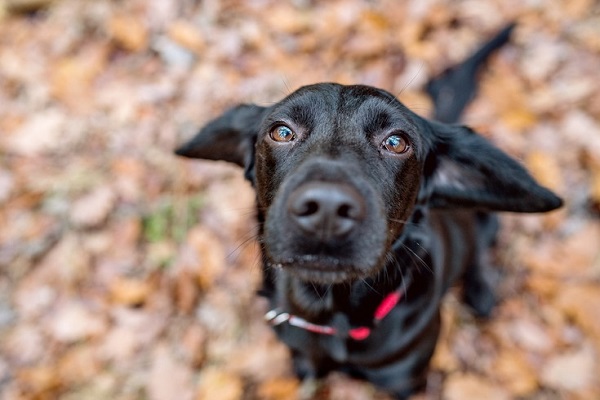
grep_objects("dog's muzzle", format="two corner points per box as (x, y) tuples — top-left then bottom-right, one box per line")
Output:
(286, 182), (366, 241)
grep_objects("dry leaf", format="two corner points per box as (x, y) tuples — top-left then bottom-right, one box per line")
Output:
(50, 45), (109, 109)
(507, 318), (555, 354)
(70, 186), (116, 228)
(525, 151), (563, 192)
(57, 345), (102, 387)
(0, 169), (15, 203)
(196, 368), (243, 400)
(108, 14), (149, 52)
(493, 351), (538, 396)
(147, 345), (194, 400)
(109, 277), (152, 306)
(256, 377), (300, 400)
(180, 324), (206, 367)
(16, 365), (61, 395)
(98, 326), (139, 362)
(541, 344), (597, 392)
(167, 20), (206, 54)
(184, 227), (226, 289)
(4, 109), (65, 156)
(555, 284), (600, 339)
(444, 373), (510, 400)
(47, 302), (107, 343)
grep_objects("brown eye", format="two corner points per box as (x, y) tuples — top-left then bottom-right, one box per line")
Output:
(382, 134), (410, 154)
(269, 125), (296, 143)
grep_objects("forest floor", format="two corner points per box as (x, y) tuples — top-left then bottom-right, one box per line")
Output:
(1, 0), (600, 399)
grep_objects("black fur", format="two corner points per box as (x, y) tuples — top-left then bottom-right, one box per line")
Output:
(175, 25), (562, 399)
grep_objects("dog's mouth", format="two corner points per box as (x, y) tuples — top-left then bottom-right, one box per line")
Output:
(269, 255), (373, 284)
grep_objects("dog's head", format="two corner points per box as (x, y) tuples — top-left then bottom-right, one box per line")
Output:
(176, 83), (562, 283)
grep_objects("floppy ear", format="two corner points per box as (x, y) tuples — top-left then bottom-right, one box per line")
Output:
(421, 121), (563, 213)
(175, 104), (268, 181)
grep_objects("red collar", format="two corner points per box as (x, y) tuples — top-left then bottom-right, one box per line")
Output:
(264, 288), (404, 341)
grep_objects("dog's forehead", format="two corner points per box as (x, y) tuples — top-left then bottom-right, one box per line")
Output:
(269, 83), (418, 131)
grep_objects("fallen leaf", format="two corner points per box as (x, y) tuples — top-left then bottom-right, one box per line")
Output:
(0, 169), (14, 203)
(47, 302), (107, 344)
(147, 345), (194, 400)
(16, 365), (61, 396)
(443, 373), (510, 400)
(2, 324), (46, 365)
(326, 373), (378, 400)
(525, 150), (563, 192)
(541, 344), (597, 392)
(507, 318), (555, 354)
(256, 377), (300, 400)
(196, 368), (243, 400)
(173, 269), (199, 314)
(3, 109), (65, 156)
(555, 283), (600, 339)
(167, 20), (206, 54)
(50, 44), (109, 109)
(57, 345), (102, 387)
(183, 227), (226, 289)
(109, 277), (152, 306)
(70, 185), (117, 228)
(493, 350), (539, 396)
(180, 324), (206, 367)
(108, 14), (149, 52)
(98, 326), (139, 362)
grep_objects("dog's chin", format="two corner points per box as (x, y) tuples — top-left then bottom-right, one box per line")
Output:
(270, 256), (376, 284)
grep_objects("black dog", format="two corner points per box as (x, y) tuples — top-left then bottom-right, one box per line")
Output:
(175, 25), (562, 398)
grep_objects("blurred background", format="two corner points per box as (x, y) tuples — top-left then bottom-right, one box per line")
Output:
(0, 0), (599, 399)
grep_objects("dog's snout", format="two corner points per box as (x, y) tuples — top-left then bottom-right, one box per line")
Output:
(287, 182), (365, 240)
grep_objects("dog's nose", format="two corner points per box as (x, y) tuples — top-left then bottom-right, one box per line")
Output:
(287, 182), (366, 240)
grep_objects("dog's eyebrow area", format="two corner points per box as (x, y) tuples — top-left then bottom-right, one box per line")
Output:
(353, 95), (418, 138)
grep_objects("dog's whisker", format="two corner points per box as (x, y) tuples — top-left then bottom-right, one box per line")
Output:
(226, 225), (262, 260)
(396, 62), (425, 97)
(360, 278), (381, 296)
(402, 243), (433, 276)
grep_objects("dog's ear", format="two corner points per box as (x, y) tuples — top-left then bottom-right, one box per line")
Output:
(421, 122), (563, 213)
(175, 104), (268, 181)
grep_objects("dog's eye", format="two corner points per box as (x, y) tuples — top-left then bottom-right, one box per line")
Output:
(382, 134), (410, 154)
(270, 125), (296, 143)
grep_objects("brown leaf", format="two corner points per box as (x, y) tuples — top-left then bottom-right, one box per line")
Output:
(147, 345), (194, 400)
(0, 168), (15, 203)
(256, 377), (300, 400)
(525, 151), (563, 192)
(70, 185), (116, 228)
(183, 227), (226, 289)
(57, 345), (102, 387)
(98, 326), (139, 362)
(16, 365), (61, 396)
(444, 373), (510, 400)
(196, 368), (243, 400)
(3, 324), (46, 365)
(522, 222), (600, 280)
(167, 20), (206, 54)
(174, 269), (200, 314)
(493, 351), (538, 396)
(50, 44), (109, 109)
(109, 277), (152, 306)
(180, 324), (206, 368)
(555, 283), (600, 339)
(481, 70), (538, 131)
(541, 344), (597, 392)
(507, 319), (555, 354)
(4, 109), (66, 156)
(108, 14), (149, 52)
(47, 302), (107, 344)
